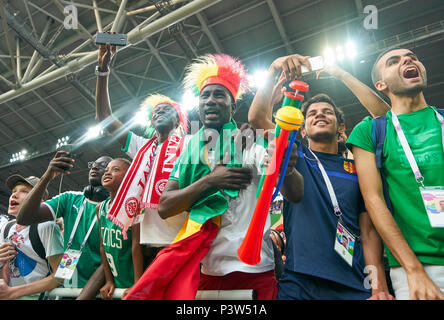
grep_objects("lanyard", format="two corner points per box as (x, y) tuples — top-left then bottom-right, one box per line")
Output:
(308, 149), (342, 218)
(391, 106), (444, 187)
(66, 199), (98, 252)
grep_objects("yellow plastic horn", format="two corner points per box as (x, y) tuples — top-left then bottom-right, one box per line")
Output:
(275, 106), (304, 131)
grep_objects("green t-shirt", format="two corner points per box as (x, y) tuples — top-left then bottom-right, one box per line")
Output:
(44, 191), (101, 288)
(99, 198), (134, 288)
(347, 106), (444, 267)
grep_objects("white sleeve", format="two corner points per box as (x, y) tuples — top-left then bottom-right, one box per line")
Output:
(37, 221), (65, 258)
(122, 131), (149, 159)
(244, 143), (267, 176)
(0, 215), (8, 231)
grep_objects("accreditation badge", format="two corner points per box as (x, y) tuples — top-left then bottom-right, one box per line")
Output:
(419, 186), (444, 228)
(55, 249), (81, 280)
(334, 220), (355, 267)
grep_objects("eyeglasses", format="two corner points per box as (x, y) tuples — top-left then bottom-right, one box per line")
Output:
(88, 161), (108, 170)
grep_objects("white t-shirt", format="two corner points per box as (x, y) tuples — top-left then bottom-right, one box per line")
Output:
(0, 220), (64, 287)
(197, 143), (275, 276)
(123, 131), (189, 246)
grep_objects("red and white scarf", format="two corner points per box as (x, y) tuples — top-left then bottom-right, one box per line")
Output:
(107, 134), (184, 239)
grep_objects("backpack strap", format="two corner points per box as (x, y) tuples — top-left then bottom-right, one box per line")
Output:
(371, 116), (393, 213)
(30, 224), (53, 300)
(29, 224), (47, 262)
(2, 220), (16, 240)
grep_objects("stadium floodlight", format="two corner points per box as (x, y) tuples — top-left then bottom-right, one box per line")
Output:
(10, 150), (28, 163)
(134, 108), (149, 126)
(323, 47), (336, 66)
(56, 136), (70, 149)
(248, 70), (269, 89)
(335, 46), (345, 61)
(181, 90), (200, 111)
(86, 125), (103, 140)
(346, 41), (357, 59)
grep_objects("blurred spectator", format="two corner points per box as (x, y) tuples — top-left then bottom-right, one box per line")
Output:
(0, 174), (63, 300)
(16, 152), (112, 292)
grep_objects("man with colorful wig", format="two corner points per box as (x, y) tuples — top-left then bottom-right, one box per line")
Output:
(123, 53), (300, 300)
(94, 43), (189, 279)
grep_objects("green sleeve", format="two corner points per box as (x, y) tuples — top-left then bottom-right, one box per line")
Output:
(346, 116), (376, 154)
(121, 131), (133, 153)
(44, 192), (71, 219)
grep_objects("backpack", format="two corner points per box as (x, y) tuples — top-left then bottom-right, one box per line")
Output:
(2, 221), (52, 300)
(371, 108), (444, 212)
(2, 221), (47, 264)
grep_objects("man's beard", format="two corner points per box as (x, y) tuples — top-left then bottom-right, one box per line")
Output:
(391, 82), (426, 96)
(389, 72), (427, 97)
(306, 130), (336, 143)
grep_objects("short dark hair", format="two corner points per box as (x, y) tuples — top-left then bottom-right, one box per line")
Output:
(301, 93), (345, 125)
(371, 47), (405, 86)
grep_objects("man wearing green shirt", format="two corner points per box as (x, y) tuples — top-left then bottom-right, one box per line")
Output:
(16, 152), (112, 290)
(347, 48), (444, 300)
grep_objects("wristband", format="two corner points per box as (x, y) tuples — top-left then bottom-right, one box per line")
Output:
(95, 65), (110, 77)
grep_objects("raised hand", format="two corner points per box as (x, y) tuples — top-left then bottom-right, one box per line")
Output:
(270, 54), (312, 80)
(97, 32), (117, 72)
(43, 151), (75, 181)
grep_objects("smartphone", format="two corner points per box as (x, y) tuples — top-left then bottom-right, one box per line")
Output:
(301, 56), (325, 74)
(57, 143), (74, 155)
(95, 32), (128, 46)
(57, 144), (77, 171)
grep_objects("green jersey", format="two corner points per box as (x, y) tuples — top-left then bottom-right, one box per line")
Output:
(99, 198), (134, 288)
(347, 106), (444, 267)
(44, 191), (101, 288)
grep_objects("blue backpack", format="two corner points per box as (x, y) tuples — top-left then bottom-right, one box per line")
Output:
(371, 108), (444, 212)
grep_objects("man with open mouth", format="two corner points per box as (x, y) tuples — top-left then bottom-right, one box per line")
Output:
(348, 48), (444, 300)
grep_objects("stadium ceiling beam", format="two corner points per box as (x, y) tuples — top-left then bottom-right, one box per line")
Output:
(0, 0), (20, 86)
(265, 0), (292, 54)
(0, 0), (222, 105)
(2, 2), (97, 107)
(110, 0), (128, 33)
(128, 17), (179, 83)
(93, 0), (103, 32)
(196, 12), (224, 53)
(0, 0), (156, 82)
(22, 0), (38, 38)
(22, 17), (53, 83)
(354, 0), (363, 16)
(49, 0), (95, 41)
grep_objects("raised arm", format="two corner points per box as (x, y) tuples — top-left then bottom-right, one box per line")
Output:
(352, 145), (444, 300)
(319, 63), (390, 118)
(264, 136), (304, 203)
(248, 54), (311, 131)
(96, 42), (128, 146)
(17, 151), (75, 225)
